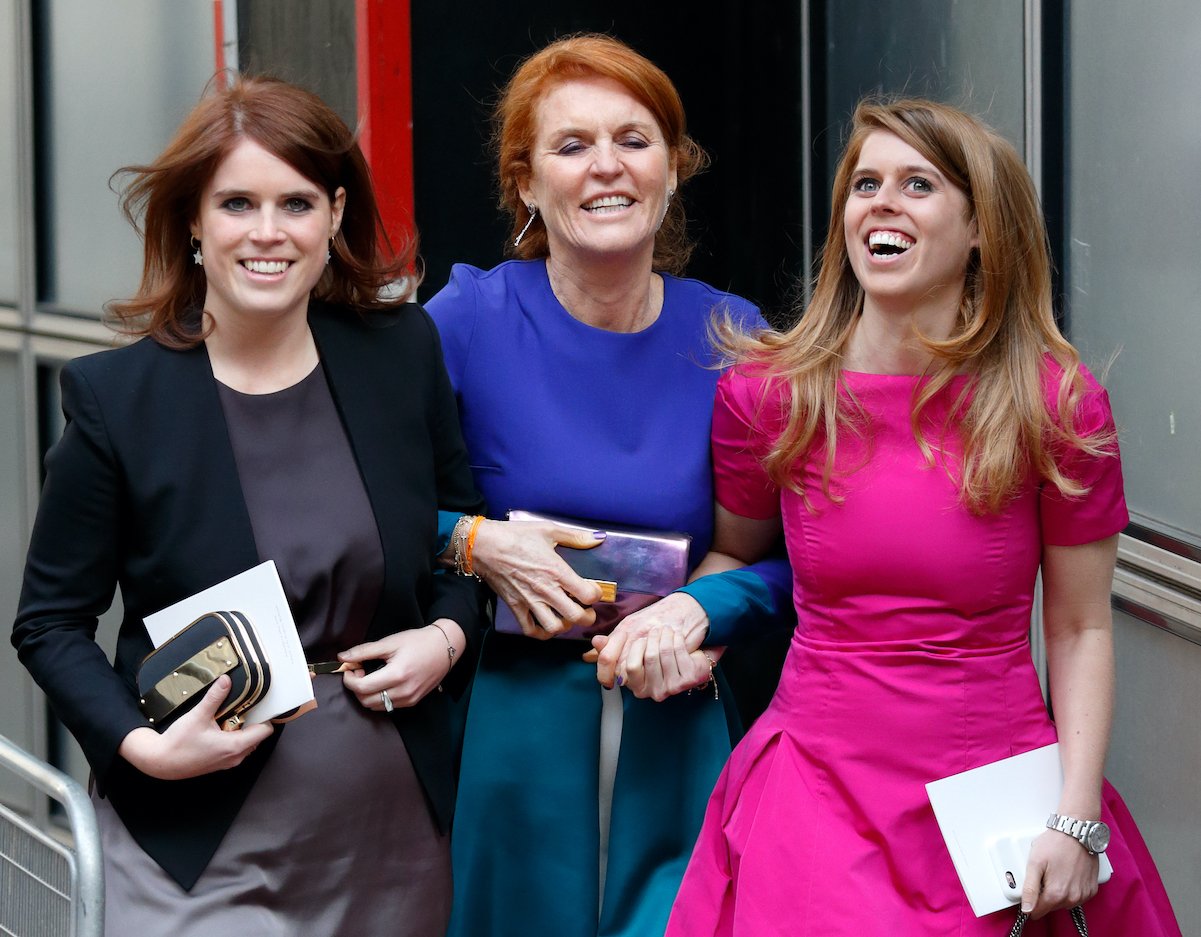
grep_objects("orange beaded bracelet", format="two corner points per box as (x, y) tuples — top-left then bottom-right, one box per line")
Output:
(462, 515), (485, 577)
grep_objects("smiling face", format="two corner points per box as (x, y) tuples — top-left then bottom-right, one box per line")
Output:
(518, 76), (677, 267)
(843, 130), (977, 316)
(190, 138), (345, 330)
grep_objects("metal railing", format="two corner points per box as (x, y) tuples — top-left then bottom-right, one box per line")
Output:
(0, 734), (103, 937)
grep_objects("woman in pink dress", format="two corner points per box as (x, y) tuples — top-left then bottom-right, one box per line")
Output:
(655, 99), (1182, 934)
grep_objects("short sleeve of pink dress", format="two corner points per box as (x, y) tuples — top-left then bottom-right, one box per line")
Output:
(711, 366), (785, 520)
(668, 361), (1181, 937)
(1040, 365), (1129, 545)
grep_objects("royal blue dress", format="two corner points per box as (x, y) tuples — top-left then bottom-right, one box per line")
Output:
(428, 259), (790, 937)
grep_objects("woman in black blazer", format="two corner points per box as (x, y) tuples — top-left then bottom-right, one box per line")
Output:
(11, 77), (484, 935)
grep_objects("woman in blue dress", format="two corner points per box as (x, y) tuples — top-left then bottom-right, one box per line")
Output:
(426, 34), (790, 937)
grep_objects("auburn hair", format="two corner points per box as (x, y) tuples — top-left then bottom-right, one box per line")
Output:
(493, 33), (707, 275)
(108, 75), (415, 348)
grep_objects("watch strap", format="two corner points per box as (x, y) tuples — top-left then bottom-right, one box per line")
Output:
(1046, 813), (1105, 853)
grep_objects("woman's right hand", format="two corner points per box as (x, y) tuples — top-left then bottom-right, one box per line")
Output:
(1019, 828), (1101, 918)
(117, 675), (274, 780)
(469, 519), (605, 638)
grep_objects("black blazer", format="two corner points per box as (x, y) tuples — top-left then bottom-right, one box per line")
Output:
(12, 302), (486, 890)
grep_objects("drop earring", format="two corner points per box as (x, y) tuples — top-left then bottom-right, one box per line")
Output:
(513, 205), (538, 248)
(657, 190), (676, 232)
(326, 238), (333, 265)
(191, 235), (203, 266)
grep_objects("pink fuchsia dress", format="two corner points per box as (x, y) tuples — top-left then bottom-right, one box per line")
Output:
(666, 363), (1181, 936)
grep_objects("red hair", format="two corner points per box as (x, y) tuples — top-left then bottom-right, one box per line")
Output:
(109, 75), (416, 348)
(494, 34), (707, 274)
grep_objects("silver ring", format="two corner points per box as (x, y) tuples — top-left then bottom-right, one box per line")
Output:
(380, 689), (394, 713)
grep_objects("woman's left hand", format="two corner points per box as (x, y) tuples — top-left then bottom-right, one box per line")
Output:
(609, 625), (720, 701)
(1019, 828), (1101, 919)
(338, 622), (460, 710)
(589, 592), (709, 685)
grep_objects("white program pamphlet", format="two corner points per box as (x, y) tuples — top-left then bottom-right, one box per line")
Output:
(925, 743), (1113, 917)
(143, 561), (313, 724)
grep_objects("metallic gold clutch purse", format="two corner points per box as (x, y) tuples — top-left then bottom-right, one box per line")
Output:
(494, 510), (692, 640)
(136, 610), (271, 731)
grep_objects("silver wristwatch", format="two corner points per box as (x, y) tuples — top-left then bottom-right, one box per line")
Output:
(1046, 813), (1111, 855)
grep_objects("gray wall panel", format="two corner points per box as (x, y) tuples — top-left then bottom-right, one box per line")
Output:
(0, 352), (31, 808)
(0, 0), (19, 303)
(1066, 9), (1201, 925)
(1107, 609), (1201, 925)
(39, 0), (213, 315)
(1066, 2), (1201, 543)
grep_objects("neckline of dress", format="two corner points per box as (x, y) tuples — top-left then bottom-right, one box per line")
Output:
(841, 369), (971, 381)
(216, 360), (323, 399)
(533, 259), (670, 337)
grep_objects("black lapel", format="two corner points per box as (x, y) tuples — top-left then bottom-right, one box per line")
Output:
(308, 305), (411, 638)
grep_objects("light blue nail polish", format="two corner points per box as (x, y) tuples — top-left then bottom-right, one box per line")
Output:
(593, 530), (607, 540)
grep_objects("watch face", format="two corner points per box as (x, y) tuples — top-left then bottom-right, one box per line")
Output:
(1085, 821), (1111, 854)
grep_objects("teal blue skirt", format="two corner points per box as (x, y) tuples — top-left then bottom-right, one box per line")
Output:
(448, 632), (738, 937)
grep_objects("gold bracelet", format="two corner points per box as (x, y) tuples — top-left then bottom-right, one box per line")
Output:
(430, 621), (457, 693)
(688, 651), (720, 701)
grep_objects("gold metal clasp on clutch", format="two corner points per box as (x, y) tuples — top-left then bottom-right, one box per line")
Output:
(140, 640), (239, 724)
(586, 579), (618, 603)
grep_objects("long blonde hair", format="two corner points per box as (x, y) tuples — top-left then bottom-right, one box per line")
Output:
(724, 98), (1112, 514)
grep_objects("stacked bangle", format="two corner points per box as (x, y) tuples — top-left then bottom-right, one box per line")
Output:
(451, 514), (483, 579)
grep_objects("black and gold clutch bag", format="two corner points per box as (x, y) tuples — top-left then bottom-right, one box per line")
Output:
(136, 610), (271, 731)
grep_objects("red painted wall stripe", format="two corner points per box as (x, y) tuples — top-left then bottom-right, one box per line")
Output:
(213, 0), (226, 80)
(355, 0), (416, 261)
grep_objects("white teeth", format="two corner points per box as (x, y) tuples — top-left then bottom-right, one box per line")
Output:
(584, 195), (633, 211)
(867, 231), (914, 251)
(243, 259), (289, 274)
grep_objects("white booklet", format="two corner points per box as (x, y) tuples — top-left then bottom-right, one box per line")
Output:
(925, 743), (1113, 917)
(143, 560), (314, 725)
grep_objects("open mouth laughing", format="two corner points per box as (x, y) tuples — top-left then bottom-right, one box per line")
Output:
(867, 230), (914, 257)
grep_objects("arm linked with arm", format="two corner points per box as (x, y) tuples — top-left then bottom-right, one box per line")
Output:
(421, 316), (488, 697)
(592, 366), (787, 695)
